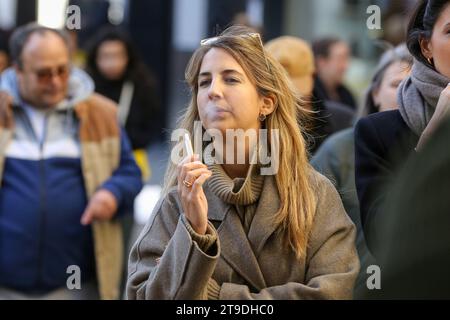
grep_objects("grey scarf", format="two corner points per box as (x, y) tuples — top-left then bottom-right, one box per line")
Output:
(398, 59), (450, 136)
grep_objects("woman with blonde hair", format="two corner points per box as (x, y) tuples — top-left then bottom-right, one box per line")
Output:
(127, 26), (359, 300)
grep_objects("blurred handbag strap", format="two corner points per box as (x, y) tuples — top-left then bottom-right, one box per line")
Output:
(117, 81), (134, 127)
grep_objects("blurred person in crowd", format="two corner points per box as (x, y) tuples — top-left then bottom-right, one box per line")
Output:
(127, 26), (359, 300)
(0, 47), (9, 74)
(265, 36), (354, 154)
(86, 26), (161, 181)
(311, 44), (412, 298)
(0, 23), (142, 299)
(231, 12), (262, 34)
(355, 0), (450, 254)
(0, 37), (9, 73)
(312, 37), (357, 110)
(381, 0), (418, 45)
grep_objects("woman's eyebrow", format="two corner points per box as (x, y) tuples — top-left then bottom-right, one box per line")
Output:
(221, 69), (244, 77)
(198, 71), (211, 78)
(199, 69), (244, 78)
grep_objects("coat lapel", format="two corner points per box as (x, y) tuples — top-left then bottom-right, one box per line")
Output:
(204, 183), (267, 290)
(247, 175), (280, 257)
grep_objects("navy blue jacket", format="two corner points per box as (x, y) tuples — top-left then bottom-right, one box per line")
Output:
(354, 110), (418, 252)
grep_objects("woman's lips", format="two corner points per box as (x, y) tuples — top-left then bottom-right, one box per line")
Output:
(210, 106), (231, 118)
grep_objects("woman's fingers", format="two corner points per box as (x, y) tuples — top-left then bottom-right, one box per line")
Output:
(180, 169), (211, 197)
(184, 168), (211, 185)
(181, 161), (207, 175)
(178, 159), (208, 184)
(191, 171), (213, 195)
(176, 153), (212, 202)
(177, 155), (200, 181)
(178, 163), (207, 188)
(175, 155), (211, 235)
(177, 154), (197, 171)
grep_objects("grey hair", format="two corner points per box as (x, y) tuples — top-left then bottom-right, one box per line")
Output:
(9, 22), (69, 69)
(360, 43), (413, 116)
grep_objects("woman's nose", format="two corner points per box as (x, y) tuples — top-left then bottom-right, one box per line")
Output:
(207, 79), (223, 100)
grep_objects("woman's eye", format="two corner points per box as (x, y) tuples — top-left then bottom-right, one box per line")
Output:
(391, 81), (401, 88)
(225, 77), (239, 84)
(199, 80), (210, 87)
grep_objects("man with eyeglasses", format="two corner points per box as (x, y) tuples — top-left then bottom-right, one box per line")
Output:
(0, 23), (142, 299)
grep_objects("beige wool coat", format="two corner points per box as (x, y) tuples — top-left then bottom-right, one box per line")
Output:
(127, 170), (359, 300)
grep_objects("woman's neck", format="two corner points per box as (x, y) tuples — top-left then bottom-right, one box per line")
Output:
(213, 135), (257, 179)
(221, 163), (250, 179)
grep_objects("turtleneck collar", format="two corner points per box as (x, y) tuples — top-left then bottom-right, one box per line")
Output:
(205, 144), (265, 206)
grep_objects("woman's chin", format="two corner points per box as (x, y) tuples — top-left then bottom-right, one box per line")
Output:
(204, 119), (234, 133)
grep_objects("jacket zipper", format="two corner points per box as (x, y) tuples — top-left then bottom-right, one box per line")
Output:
(21, 110), (48, 290)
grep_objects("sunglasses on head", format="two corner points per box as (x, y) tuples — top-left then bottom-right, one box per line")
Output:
(200, 32), (270, 72)
(200, 32), (262, 46)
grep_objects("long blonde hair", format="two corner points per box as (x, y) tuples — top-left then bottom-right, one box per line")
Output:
(163, 26), (317, 259)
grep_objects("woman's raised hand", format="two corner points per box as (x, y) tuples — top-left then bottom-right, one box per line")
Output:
(177, 154), (212, 235)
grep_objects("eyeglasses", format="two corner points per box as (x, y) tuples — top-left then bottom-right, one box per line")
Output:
(200, 32), (270, 72)
(33, 65), (70, 83)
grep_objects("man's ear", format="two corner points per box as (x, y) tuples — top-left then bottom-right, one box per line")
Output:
(260, 93), (276, 117)
(419, 35), (433, 61)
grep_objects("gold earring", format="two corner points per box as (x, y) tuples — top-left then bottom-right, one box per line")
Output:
(427, 57), (433, 65)
(259, 113), (267, 122)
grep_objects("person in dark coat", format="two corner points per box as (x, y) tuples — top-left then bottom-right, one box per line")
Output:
(312, 37), (357, 110)
(86, 26), (162, 180)
(368, 119), (450, 299)
(355, 0), (450, 253)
